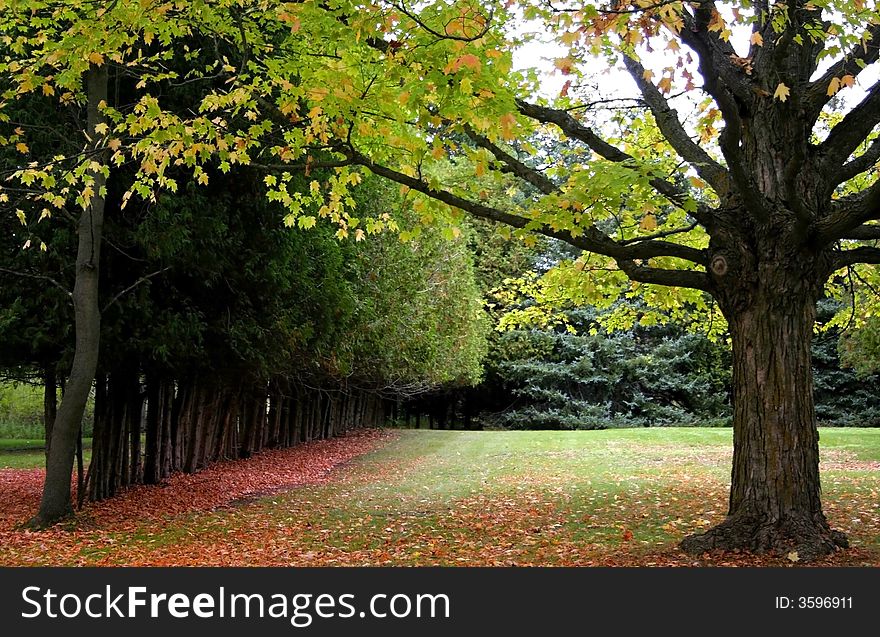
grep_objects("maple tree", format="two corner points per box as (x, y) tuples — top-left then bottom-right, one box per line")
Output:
(2, 0), (880, 559)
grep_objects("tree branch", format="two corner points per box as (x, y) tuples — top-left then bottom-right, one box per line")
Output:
(617, 259), (711, 291)
(619, 221), (699, 245)
(0, 267), (71, 298)
(463, 126), (557, 195)
(819, 83), (880, 184)
(840, 224), (880, 240)
(832, 246), (880, 269)
(515, 99), (717, 226)
(388, 1), (493, 43)
(346, 148), (709, 273)
(675, 5), (767, 220)
(804, 23), (880, 121)
(621, 54), (730, 198)
(677, 2), (755, 107)
(814, 183), (880, 243)
(834, 134), (880, 186)
(101, 267), (169, 313)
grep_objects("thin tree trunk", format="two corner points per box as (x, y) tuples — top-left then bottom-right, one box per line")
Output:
(32, 65), (109, 525)
(75, 426), (84, 510)
(143, 374), (161, 484)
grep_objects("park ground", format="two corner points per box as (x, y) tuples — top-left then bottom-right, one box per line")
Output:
(0, 428), (878, 566)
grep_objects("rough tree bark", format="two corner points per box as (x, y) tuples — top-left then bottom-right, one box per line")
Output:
(30, 64), (109, 527)
(681, 255), (847, 558)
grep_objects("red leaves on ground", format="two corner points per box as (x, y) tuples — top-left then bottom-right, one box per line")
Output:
(0, 429), (393, 565)
(0, 430), (877, 568)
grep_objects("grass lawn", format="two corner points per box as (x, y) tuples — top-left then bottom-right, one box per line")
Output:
(0, 428), (877, 566)
(0, 438), (91, 469)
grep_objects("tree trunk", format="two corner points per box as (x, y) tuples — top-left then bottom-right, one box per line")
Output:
(42, 365), (57, 464)
(30, 65), (108, 527)
(681, 285), (847, 559)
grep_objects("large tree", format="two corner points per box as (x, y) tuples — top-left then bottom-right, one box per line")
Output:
(274, 0), (880, 558)
(3, 0), (879, 558)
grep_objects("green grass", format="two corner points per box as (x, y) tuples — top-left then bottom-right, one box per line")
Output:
(3, 428), (877, 566)
(87, 428), (880, 565)
(0, 438), (92, 469)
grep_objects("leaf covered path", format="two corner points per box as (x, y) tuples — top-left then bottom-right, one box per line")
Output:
(0, 428), (878, 566)
(0, 429), (392, 564)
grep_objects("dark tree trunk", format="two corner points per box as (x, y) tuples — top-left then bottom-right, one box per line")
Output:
(42, 365), (57, 463)
(682, 268), (847, 559)
(31, 65), (108, 527)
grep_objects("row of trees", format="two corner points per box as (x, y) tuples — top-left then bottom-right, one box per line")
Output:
(1, 101), (488, 504)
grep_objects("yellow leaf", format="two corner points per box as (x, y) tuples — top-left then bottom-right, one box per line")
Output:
(42, 83), (55, 96)
(773, 82), (790, 102)
(750, 32), (763, 47)
(15, 142), (29, 154)
(553, 57), (575, 75)
(657, 76), (673, 94)
(787, 551), (799, 562)
(640, 214), (657, 231)
(827, 77), (841, 97)
(500, 112), (517, 141)
(94, 122), (109, 136)
(642, 69), (654, 82)
(88, 51), (105, 66)
(108, 138), (122, 151)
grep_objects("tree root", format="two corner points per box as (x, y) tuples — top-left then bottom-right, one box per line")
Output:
(21, 508), (74, 531)
(680, 514), (848, 562)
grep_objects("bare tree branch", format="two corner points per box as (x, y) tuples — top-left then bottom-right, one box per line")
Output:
(834, 135), (880, 186)
(840, 224), (880, 240)
(101, 267), (169, 313)
(832, 246), (880, 269)
(819, 83), (880, 184)
(0, 267), (71, 298)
